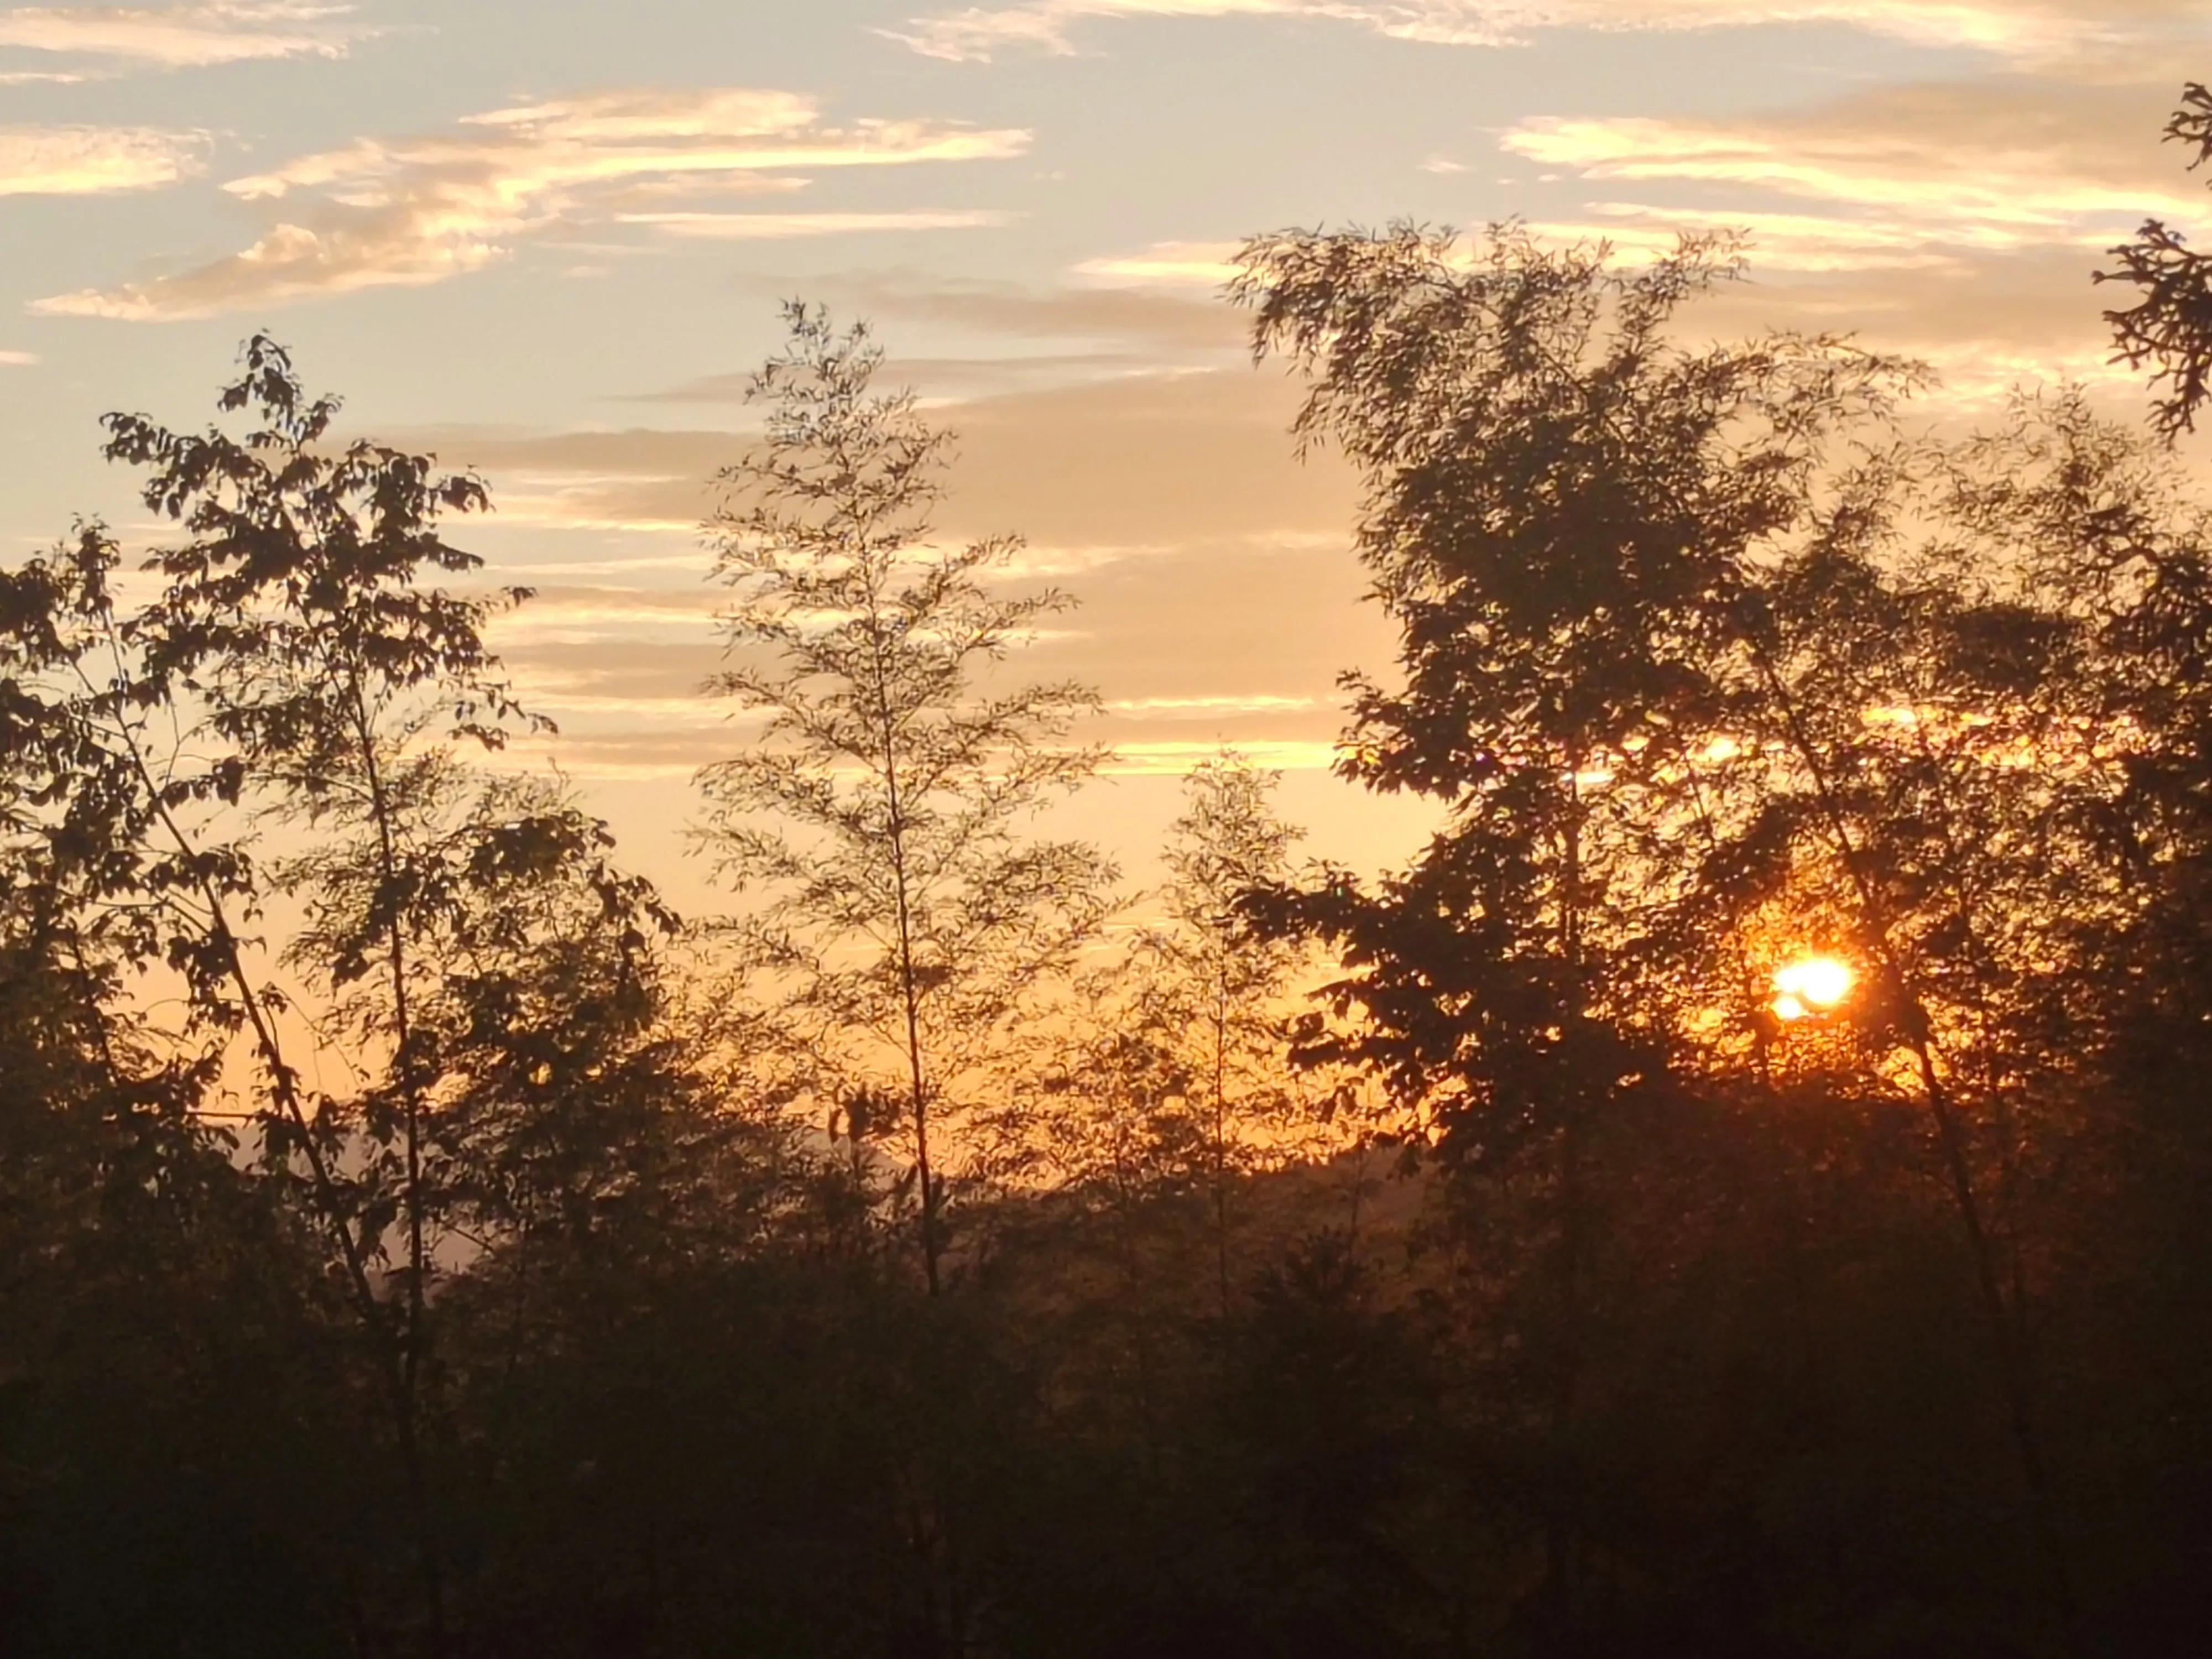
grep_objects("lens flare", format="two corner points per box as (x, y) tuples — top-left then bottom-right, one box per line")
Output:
(1773, 957), (1854, 1021)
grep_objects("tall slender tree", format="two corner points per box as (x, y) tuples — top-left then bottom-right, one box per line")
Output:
(1147, 752), (1316, 1312)
(699, 302), (1117, 1296)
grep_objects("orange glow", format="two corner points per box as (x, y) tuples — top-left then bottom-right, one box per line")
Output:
(1772, 956), (1854, 1021)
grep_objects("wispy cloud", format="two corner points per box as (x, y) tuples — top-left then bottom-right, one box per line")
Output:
(618, 208), (1019, 239)
(825, 271), (1241, 354)
(627, 349), (1158, 404)
(1060, 80), (2212, 295)
(890, 0), (1282, 60)
(1474, 77), (2212, 403)
(0, 124), (205, 194)
(0, 348), (38, 365)
(1525, 205), (2103, 271)
(1072, 240), (1243, 284)
(1063, 77), (2196, 413)
(387, 369), (1354, 559)
(1501, 78), (2206, 251)
(32, 88), (1031, 320)
(0, 2), (376, 70)
(1106, 693), (1324, 714)
(1102, 739), (1341, 775)
(886, 0), (2199, 65)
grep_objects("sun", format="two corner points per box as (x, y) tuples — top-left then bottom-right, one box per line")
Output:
(1772, 956), (1855, 1022)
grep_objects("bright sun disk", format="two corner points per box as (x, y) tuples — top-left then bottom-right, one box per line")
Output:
(1772, 956), (1854, 1021)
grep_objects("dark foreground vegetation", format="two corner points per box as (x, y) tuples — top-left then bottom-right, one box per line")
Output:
(7, 84), (2212, 1659)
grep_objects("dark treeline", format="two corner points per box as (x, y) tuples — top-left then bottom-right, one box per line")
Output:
(5, 88), (2212, 1659)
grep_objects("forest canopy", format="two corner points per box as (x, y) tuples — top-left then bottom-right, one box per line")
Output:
(6, 84), (2212, 1659)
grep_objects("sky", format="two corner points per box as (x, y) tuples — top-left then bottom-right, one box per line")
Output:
(3, 0), (2207, 909)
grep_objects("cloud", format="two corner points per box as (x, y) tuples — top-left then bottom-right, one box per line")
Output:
(0, 349), (36, 364)
(1499, 82), (2210, 241)
(617, 208), (1018, 239)
(0, 2), (375, 70)
(813, 270), (1245, 355)
(1084, 73), (2203, 289)
(1527, 206), (2102, 270)
(884, 0), (1363, 60)
(396, 368), (1351, 552)
(0, 124), (205, 194)
(1066, 218), (2037, 284)
(1695, 243), (2150, 400)
(1481, 77), (2208, 381)
(624, 350), (1160, 405)
(1066, 73), (2200, 419)
(886, 0), (2201, 65)
(1100, 740), (1342, 775)
(1072, 240), (1243, 285)
(32, 88), (1031, 320)
(488, 585), (724, 649)
(1106, 692), (1324, 714)
(371, 372), (1403, 791)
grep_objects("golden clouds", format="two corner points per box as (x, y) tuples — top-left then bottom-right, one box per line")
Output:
(618, 210), (1020, 239)
(0, 123), (204, 195)
(0, 2), (373, 70)
(889, 0), (1290, 62)
(1072, 242), (1243, 284)
(380, 363), (1373, 785)
(32, 89), (1032, 320)
(1500, 84), (2206, 237)
(1483, 76), (2205, 398)
(888, 0), (2198, 65)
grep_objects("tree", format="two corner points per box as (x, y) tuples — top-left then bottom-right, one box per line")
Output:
(0, 338), (687, 1652)
(1227, 220), (1908, 1196)
(1145, 752), (1324, 1311)
(2100, 82), (2212, 437)
(1031, 753), (1322, 1311)
(1228, 222), (2127, 1651)
(698, 302), (1118, 1296)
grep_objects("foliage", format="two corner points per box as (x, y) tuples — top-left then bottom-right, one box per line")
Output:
(2100, 82), (2212, 436)
(1037, 752), (1341, 1316)
(1227, 221), (2212, 1653)
(698, 301), (1118, 1293)
(0, 339), (698, 1654)
(5, 253), (2212, 1658)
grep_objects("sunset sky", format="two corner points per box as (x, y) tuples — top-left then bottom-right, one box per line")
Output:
(3, 0), (2206, 906)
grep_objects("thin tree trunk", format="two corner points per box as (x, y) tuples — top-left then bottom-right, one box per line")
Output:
(1746, 641), (2085, 1659)
(354, 693), (451, 1658)
(1212, 974), (1232, 1321)
(94, 665), (450, 1656)
(865, 610), (939, 1297)
(1541, 749), (1592, 1628)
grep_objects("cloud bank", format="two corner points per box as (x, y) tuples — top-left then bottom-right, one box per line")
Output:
(0, 124), (205, 194)
(887, 0), (2200, 65)
(1499, 81), (2209, 239)
(33, 88), (1031, 320)
(0, 2), (375, 70)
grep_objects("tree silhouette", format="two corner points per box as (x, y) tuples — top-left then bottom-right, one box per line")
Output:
(8, 250), (2212, 1659)
(1146, 752), (1322, 1311)
(1228, 222), (2121, 1651)
(699, 302), (1118, 1296)
(2101, 82), (2212, 436)
(1, 338), (687, 1653)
